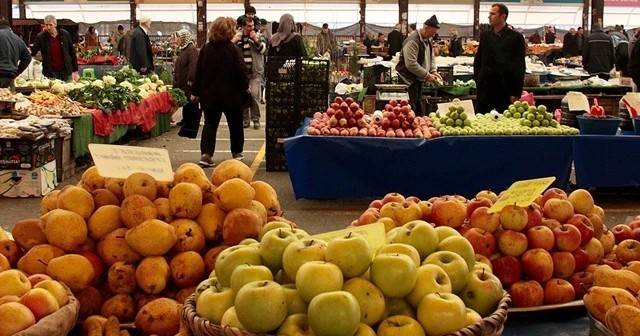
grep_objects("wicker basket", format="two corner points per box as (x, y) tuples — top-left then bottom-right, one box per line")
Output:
(14, 283), (80, 336)
(182, 291), (511, 336)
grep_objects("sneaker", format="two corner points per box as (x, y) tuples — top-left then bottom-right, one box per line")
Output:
(232, 153), (244, 161)
(243, 121), (250, 128)
(253, 121), (260, 130)
(176, 120), (185, 126)
(198, 155), (215, 167)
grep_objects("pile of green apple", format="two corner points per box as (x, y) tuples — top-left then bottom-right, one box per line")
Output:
(472, 113), (579, 135)
(429, 102), (475, 136)
(192, 221), (506, 336)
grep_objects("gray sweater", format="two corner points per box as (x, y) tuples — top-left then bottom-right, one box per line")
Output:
(0, 25), (31, 78)
(398, 31), (436, 84)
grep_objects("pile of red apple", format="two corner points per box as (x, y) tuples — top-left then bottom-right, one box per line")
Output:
(306, 97), (441, 139)
(350, 187), (616, 308)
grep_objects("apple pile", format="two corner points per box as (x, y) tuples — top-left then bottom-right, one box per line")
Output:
(193, 220), (506, 336)
(0, 160), (293, 336)
(350, 188), (613, 308)
(431, 99), (475, 136)
(306, 97), (441, 139)
(610, 215), (640, 264)
(0, 264), (71, 335)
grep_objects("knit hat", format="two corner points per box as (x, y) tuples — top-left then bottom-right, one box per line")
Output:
(175, 29), (193, 50)
(322, 23), (329, 29)
(425, 15), (440, 29)
(245, 6), (256, 14)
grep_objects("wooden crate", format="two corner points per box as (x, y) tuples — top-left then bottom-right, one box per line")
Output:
(363, 95), (376, 114)
(57, 162), (76, 182)
(54, 136), (74, 182)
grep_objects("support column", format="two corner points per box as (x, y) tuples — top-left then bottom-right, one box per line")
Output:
(359, 0), (365, 38)
(129, 0), (137, 29)
(0, 0), (12, 26)
(18, 0), (25, 19)
(582, 0), (589, 30)
(473, 0), (480, 40)
(197, 0), (206, 48)
(399, 0), (408, 37)
(591, 0), (603, 31)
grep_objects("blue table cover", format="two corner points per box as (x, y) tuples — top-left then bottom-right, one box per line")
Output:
(285, 119), (574, 199)
(573, 134), (640, 188)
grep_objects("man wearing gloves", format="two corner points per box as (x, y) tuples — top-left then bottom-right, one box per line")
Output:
(474, 3), (526, 114)
(0, 18), (31, 90)
(396, 15), (442, 115)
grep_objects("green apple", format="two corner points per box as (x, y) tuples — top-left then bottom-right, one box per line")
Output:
(326, 232), (373, 278)
(391, 220), (439, 261)
(435, 226), (461, 242)
(277, 313), (314, 336)
(342, 277), (386, 326)
(371, 254), (417, 298)
(230, 264), (274, 294)
(215, 245), (262, 287)
(282, 239), (327, 281)
(377, 315), (425, 336)
(406, 264), (452, 308)
(259, 221), (293, 241)
(354, 323), (377, 336)
(194, 278), (219, 303)
(386, 227), (401, 242)
(235, 280), (287, 333)
(282, 284), (309, 316)
(417, 292), (467, 336)
(473, 261), (493, 274)
(260, 228), (299, 271)
(423, 251), (469, 293)
(275, 269), (295, 285)
(196, 284), (234, 325)
(437, 236), (476, 271)
(466, 308), (482, 326)
(308, 291), (360, 336)
(239, 238), (259, 245)
(459, 269), (504, 317)
(377, 243), (421, 268)
(296, 261), (343, 303)
(383, 298), (416, 319)
(290, 228), (310, 239)
(220, 306), (245, 330)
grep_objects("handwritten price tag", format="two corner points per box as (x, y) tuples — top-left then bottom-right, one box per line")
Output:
(437, 100), (477, 120)
(310, 222), (386, 251)
(89, 144), (174, 182)
(488, 177), (556, 213)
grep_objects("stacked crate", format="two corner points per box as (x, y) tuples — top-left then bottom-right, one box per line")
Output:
(265, 57), (329, 172)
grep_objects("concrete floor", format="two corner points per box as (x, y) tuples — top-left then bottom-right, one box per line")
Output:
(1, 105), (639, 234)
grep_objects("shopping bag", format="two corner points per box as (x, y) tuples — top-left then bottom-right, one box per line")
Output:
(178, 102), (202, 139)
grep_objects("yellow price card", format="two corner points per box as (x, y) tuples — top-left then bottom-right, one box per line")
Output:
(488, 177), (556, 213)
(89, 144), (174, 182)
(310, 222), (386, 251)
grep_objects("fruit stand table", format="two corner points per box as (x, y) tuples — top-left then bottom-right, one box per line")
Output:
(504, 307), (590, 335)
(284, 119), (574, 199)
(572, 134), (640, 189)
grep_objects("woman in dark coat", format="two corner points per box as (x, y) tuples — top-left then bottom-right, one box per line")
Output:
(449, 28), (463, 57)
(268, 14), (306, 57)
(172, 29), (198, 129)
(192, 17), (249, 167)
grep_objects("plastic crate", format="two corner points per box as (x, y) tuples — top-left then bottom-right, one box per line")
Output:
(438, 66), (454, 87)
(300, 83), (329, 108)
(265, 151), (288, 172)
(300, 106), (326, 120)
(300, 59), (330, 84)
(266, 127), (298, 147)
(266, 82), (297, 106)
(576, 115), (621, 135)
(266, 105), (298, 128)
(265, 57), (299, 82)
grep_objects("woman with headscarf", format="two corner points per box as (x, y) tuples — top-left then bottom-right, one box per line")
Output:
(173, 29), (198, 129)
(85, 26), (98, 48)
(268, 14), (306, 57)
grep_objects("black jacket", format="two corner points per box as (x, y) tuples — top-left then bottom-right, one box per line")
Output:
(173, 43), (198, 97)
(563, 33), (579, 57)
(30, 29), (78, 78)
(0, 25), (31, 79)
(129, 27), (154, 73)
(583, 29), (614, 76)
(268, 35), (306, 58)
(629, 36), (640, 85)
(474, 27), (526, 98)
(449, 36), (463, 57)
(193, 41), (249, 112)
(387, 30), (404, 57)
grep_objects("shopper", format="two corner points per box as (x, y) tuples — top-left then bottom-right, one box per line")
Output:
(622, 25), (629, 39)
(387, 24), (404, 57)
(233, 16), (267, 129)
(609, 26), (629, 76)
(576, 27), (585, 54)
(563, 28), (578, 57)
(396, 15), (442, 115)
(362, 34), (373, 55)
(316, 23), (337, 57)
(268, 14), (306, 57)
(193, 17), (248, 167)
(173, 29), (198, 129)
(529, 30), (541, 44)
(545, 26), (556, 44)
(85, 26), (98, 48)
(630, 29), (640, 55)
(129, 16), (154, 74)
(259, 19), (271, 41)
(110, 25), (125, 56)
(259, 18), (270, 104)
(30, 15), (78, 81)
(473, 3), (526, 114)
(237, 6), (260, 32)
(449, 28), (463, 57)
(0, 18), (31, 90)
(583, 24), (614, 79)
(629, 33), (640, 87)
(409, 24), (417, 35)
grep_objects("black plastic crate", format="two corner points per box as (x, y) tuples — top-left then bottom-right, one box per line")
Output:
(266, 105), (298, 128)
(300, 59), (330, 84)
(300, 83), (329, 108)
(265, 57), (299, 82)
(266, 82), (297, 106)
(266, 127), (298, 146)
(265, 151), (288, 172)
(300, 106), (326, 120)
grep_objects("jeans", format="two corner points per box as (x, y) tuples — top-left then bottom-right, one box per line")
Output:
(200, 108), (244, 156)
(408, 80), (424, 116)
(0, 78), (15, 91)
(244, 76), (262, 123)
(50, 71), (71, 81)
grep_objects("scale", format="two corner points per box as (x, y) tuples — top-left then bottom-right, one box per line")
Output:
(375, 84), (409, 110)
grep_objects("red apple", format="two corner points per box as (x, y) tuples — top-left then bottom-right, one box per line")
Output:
(347, 118), (356, 127)
(386, 130), (395, 137)
(542, 187), (568, 204)
(551, 251), (576, 279)
(431, 198), (467, 228)
(395, 129), (405, 138)
(523, 204), (543, 231)
(417, 201), (433, 222)
(334, 97), (344, 104)
(509, 280), (544, 308)
(521, 248), (554, 283)
(391, 119), (401, 129)
(491, 256), (523, 285)
(78, 252), (104, 285)
(389, 99), (398, 107)
(330, 128), (340, 136)
(340, 102), (349, 112)
(497, 230), (528, 257)
(349, 102), (359, 112)
(345, 97), (355, 105)
(467, 198), (493, 218)
(369, 200), (383, 210)
(345, 110), (354, 119)
(382, 193), (405, 205)
(400, 99), (409, 107)
(354, 110), (364, 120)
(612, 224), (634, 244)
(601, 258), (624, 270)
(526, 226), (555, 252)
(326, 108), (336, 117)
(335, 109), (344, 119)
(567, 214), (594, 246)
(357, 118), (368, 128)
(357, 210), (381, 226)
(541, 218), (562, 231)
(330, 102), (340, 110)
(553, 224), (582, 252)
(469, 207), (501, 233)
(571, 248), (590, 272)
(27, 274), (52, 287)
(543, 199), (575, 223)
(569, 270), (593, 299)
(475, 190), (499, 203)
(543, 278), (576, 305)
(464, 228), (497, 257)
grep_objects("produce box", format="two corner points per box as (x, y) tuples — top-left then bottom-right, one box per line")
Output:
(0, 137), (55, 170)
(300, 59), (330, 84)
(266, 127), (297, 172)
(266, 105), (297, 128)
(265, 57), (299, 83)
(0, 160), (57, 197)
(300, 83), (329, 108)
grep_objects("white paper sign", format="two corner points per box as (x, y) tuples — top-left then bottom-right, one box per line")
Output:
(437, 100), (477, 120)
(566, 92), (590, 112)
(622, 93), (640, 118)
(89, 144), (174, 182)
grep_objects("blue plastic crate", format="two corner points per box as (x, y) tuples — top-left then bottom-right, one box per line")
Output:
(576, 115), (621, 135)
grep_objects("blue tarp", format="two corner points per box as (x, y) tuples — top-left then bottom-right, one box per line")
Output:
(573, 134), (640, 188)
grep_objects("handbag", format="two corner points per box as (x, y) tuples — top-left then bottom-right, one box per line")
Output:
(178, 102), (202, 139)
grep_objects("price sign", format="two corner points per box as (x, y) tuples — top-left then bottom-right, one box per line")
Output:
(89, 144), (174, 182)
(566, 92), (589, 112)
(310, 222), (386, 251)
(437, 100), (477, 120)
(488, 177), (556, 213)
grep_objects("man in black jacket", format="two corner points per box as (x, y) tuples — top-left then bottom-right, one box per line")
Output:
(129, 16), (154, 74)
(629, 33), (640, 87)
(387, 24), (404, 58)
(474, 3), (525, 114)
(30, 15), (78, 81)
(0, 18), (31, 89)
(563, 28), (578, 57)
(583, 24), (614, 79)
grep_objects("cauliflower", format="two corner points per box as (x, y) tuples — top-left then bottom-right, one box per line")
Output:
(144, 78), (152, 84)
(158, 86), (167, 93)
(138, 78), (145, 83)
(119, 81), (134, 91)
(102, 75), (117, 85)
(150, 74), (159, 82)
(148, 83), (158, 92)
(50, 83), (65, 94)
(138, 88), (149, 99)
(156, 80), (164, 87)
(74, 83), (85, 89)
(91, 79), (104, 88)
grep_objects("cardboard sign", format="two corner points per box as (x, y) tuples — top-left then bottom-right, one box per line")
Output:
(89, 144), (174, 182)
(488, 177), (556, 213)
(437, 100), (477, 120)
(566, 92), (590, 112)
(310, 222), (386, 251)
